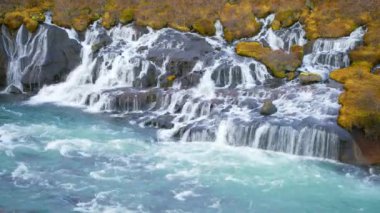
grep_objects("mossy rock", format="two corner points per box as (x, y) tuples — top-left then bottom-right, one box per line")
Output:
(136, 19), (167, 30)
(24, 17), (39, 32)
(350, 46), (380, 67)
(236, 42), (303, 79)
(286, 71), (298, 81)
(299, 72), (322, 85)
(330, 64), (380, 138)
(72, 15), (91, 32)
(4, 12), (24, 30)
(274, 10), (300, 29)
(102, 12), (117, 29)
(192, 19), (215, 36)
(119, 8), (134, 25)
(220, 1), (261, 42)
(168, 23), (190, 32)
(260, 100), (278, 116)
(271, 20), (281, 31)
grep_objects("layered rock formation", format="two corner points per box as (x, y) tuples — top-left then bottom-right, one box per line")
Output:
(0, 24), (81, 91)
(0, 0), (379, 164)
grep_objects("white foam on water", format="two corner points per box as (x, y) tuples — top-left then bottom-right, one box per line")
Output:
(45, 139), (93, 158)
(173, 190), (200, 201)
(11, 162), (47, 188)
(74, 191), (135, 213)
(0, 124), (42, 156)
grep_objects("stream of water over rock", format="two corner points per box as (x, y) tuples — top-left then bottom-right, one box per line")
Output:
(0, 14), (378, 212)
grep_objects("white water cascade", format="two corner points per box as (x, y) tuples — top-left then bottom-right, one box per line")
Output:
(299, 27), (366, 79)
(1, 25), (48, 91)
(26, 17), (365, 160)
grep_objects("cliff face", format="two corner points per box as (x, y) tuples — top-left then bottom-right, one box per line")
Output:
(0, 24), (82, 92)
(0, 32), (7, 90)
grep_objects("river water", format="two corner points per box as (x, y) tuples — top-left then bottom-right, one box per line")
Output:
(1, 96), (380, 212)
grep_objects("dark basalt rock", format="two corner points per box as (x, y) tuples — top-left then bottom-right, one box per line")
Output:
(212, 64), (242, 87)
(145, 114), (175, 129)
(260, 100), (278, 116)
(173, 123), (216, 142)
(5, 85), (23, 94)
(103, 88), (162, 112)
(91, 32), (112, 54)
(19, 24), (82, 92)
(132, 59), (160, 89)
(0, 33), (7, 90)
(147, 29), (214, 87)
(239, 98), (259, 109)
(179, 71), (203, 89)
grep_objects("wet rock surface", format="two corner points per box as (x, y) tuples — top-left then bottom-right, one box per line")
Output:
(5, 85), (23, 94)
(0, 33), (7, 90)
(17, 21), (373, 164)
(1, 24), (82, 92)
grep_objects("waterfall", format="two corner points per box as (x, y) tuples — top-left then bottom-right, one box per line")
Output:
(26, 18), (366, 160)
(246, 14), (307, 51)
(0, 22), (81, 92)
(220, 119), (341, 159)
(1, 25), (48, 91)
(299, 27), (366, 79)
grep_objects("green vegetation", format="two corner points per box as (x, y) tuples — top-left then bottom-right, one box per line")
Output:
(236, 42), (303, 79)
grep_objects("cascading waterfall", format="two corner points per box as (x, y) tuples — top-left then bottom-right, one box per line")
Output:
(0, 15), (81, 93)
(247, 14), (307, 51)
(27, 15), (365, 160)
(299, 26), (366, 79)
(219, 119), (341, 159)
(1, 25), (48, 90)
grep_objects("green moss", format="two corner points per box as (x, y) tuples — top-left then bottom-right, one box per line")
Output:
(72, 15), (91, 32)
(102, 12), (117, 29)
(220, 1), (261, 42)
(236, 42), (303, 79)
(24, 17), (39, 32)
(192, 19), (215, 36)
(299, 72), (322, 85)
(4, 12), (24, 30)
(350, 46), (380, 67)
(168, 23), (190, 32)
(330, 63), (380, 138)
(119, 8), (134, 25)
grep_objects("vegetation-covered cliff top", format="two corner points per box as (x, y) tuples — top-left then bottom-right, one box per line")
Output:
(1, 0), (380, 140)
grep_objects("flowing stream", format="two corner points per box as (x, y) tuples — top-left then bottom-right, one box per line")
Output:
(1, 97), (380, 212)
(24, 17), (365, 160)
(0, 14), (378, 212)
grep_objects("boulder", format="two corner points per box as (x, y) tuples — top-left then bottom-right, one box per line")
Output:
(91, 32), (112, 53)
(2, 24), (82, 92)
(236, 42), (303, 79)
(299, 72), (323, 85)
(145, 114), (175, 129)
(5, 85), (22, 94)
(260, 100), (278, 116)
(147, 29), (213, 88)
